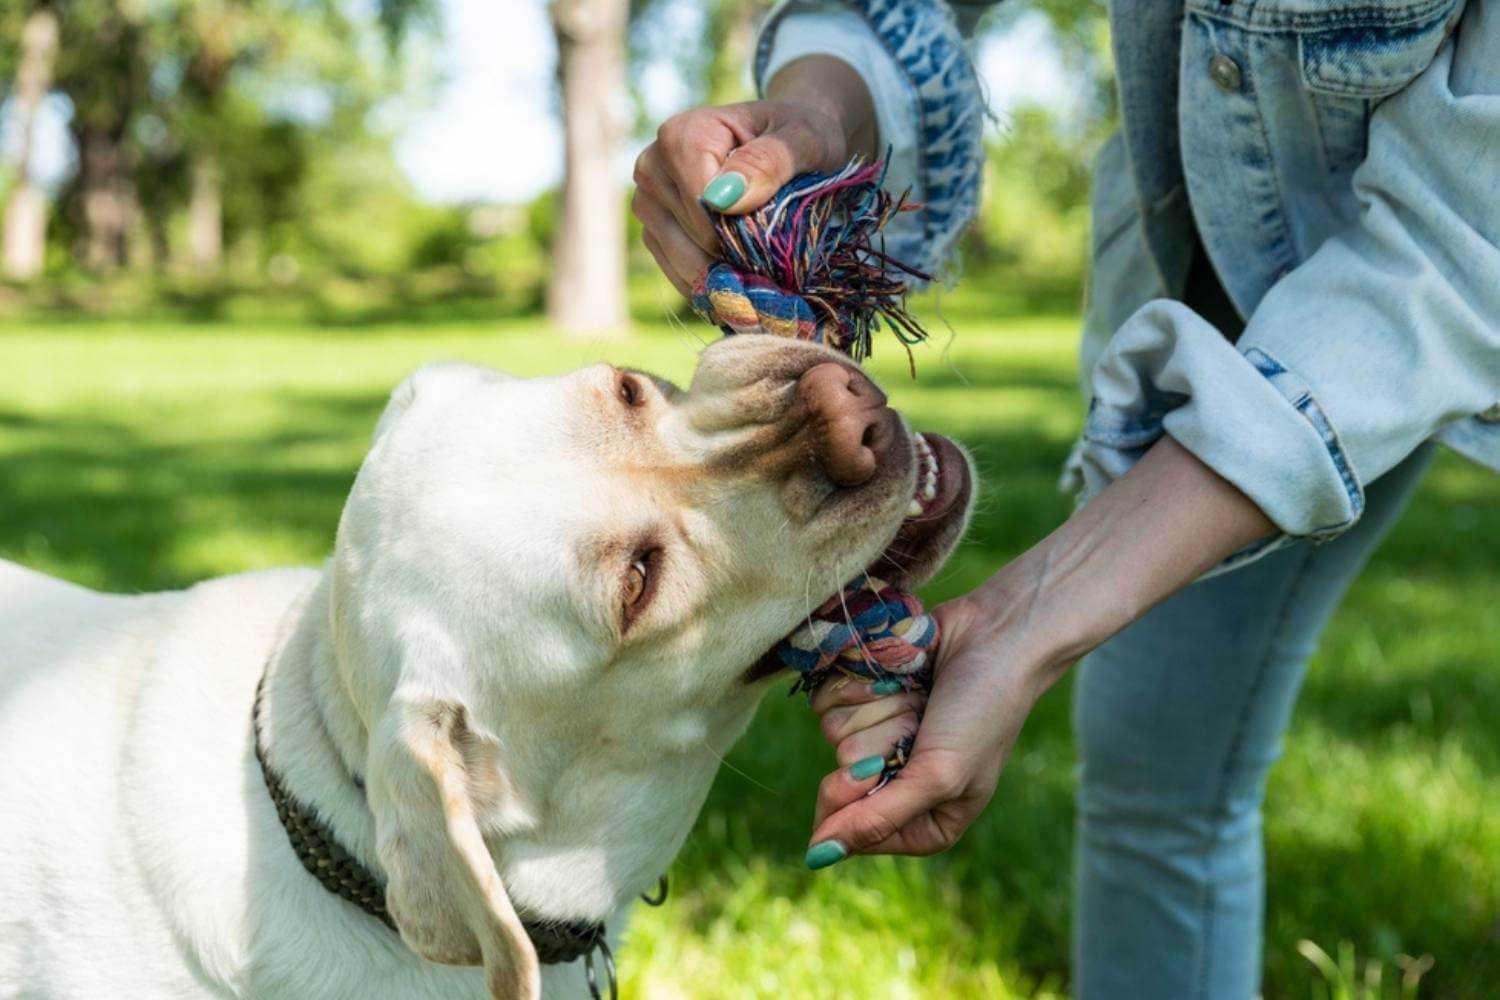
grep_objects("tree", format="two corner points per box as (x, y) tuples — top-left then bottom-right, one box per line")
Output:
(2, 3), (59, 281)
(547, 0), (629, 336)
(151, 0), (438, 277)
(179, 2), (241, 274)
(52, 0), (150, 273)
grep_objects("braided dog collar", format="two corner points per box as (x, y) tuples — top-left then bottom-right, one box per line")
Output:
(250, 672), (607, 967)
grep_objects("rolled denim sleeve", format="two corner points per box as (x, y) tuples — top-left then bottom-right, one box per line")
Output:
(1081, 0), (1500, 544)
(754, 0), (985, 277)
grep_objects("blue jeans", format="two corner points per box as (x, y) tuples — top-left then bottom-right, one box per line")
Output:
(1071, 443), (1434, 999)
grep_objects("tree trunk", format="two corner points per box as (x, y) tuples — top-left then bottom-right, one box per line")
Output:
(546, 0), (629, 337)
(78, 127), (137, 273)
(187, 148), (223, 274)
(2, 5), (60, 282)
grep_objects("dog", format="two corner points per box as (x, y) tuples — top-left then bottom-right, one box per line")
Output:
(0, 334), (974, 998)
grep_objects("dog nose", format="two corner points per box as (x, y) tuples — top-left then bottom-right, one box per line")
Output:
(795, 362), (893, 487)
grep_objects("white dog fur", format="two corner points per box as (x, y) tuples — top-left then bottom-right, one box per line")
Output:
(0, 334), (970, 999)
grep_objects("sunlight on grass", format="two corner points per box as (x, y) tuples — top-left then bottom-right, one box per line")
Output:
(1, 315), (1495, 997)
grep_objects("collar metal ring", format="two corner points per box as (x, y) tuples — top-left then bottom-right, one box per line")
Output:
(640, 875), (669, 907)
(584, 937), (617, 1000)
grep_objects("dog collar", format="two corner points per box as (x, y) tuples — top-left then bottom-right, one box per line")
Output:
(250, 674), (621, 984)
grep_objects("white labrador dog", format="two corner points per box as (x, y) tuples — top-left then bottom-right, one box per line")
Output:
(0, 334), (973, 999)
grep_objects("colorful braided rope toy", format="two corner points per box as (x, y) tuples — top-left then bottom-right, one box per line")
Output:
(691, 159), (932, 364)
(693, 158), (941, 790)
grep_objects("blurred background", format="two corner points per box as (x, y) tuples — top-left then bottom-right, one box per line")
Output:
(1, 1), (1495, 997)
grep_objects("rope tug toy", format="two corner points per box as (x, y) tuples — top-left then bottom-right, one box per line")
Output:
(692, 158), (940, 791)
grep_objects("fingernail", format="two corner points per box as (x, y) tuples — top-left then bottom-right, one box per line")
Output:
(871, 679), (903, 695)
(849, 755), (886, 781)
(804, 840), (848, 870)
(701, 171), (746, 211)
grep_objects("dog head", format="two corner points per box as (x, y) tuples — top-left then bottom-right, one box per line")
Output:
(328, 335), (974, 995)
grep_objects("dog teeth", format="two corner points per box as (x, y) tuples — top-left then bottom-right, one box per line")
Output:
(908, 435), (940, 511)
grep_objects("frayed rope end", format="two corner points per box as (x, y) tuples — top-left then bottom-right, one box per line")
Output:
(694, 158), (932, 363)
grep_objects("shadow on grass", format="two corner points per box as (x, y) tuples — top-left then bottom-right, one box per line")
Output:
(0, 392), (383, 592)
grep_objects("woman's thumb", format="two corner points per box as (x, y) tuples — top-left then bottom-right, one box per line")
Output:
(802, 768), (941, 868)
(700, 120), (841, 215)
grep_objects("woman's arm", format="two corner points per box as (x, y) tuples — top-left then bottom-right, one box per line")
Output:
(803, 434), (1272, 864)
(809, 0), (1500, 866)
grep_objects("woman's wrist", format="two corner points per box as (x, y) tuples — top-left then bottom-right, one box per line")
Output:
(765, 54), (880, 162)
(964, 435), (1275, 687)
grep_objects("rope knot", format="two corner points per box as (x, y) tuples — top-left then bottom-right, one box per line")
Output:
(779, 574), (939, 699)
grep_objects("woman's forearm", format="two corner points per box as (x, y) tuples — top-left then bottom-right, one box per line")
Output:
(970, 434), (1275, 687)
(765, 55), (879, 163)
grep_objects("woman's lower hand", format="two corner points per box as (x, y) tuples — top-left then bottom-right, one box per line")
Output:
(801, 435), (1278, 867)
(631, 56), (877, 295)
(804, 588), (1060, 867)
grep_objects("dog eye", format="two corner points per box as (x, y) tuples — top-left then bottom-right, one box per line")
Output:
(624, 559), (648, 605)
(622, 547), (661, 627)
(617, 373), (644, 408)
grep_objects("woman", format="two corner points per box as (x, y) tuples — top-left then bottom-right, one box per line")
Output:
(631, 0), (1500, 995)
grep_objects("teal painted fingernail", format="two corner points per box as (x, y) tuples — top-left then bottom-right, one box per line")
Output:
(804, 840), (848, 870)
(849, 755), (886, 781)
(871, 679), (903, 695)
(701, 172), (746, 210)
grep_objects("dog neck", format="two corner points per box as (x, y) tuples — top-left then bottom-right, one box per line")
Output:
(256, 565), (763, 940)
(256, 571), (634, 940)
(256, 572), (385, 884)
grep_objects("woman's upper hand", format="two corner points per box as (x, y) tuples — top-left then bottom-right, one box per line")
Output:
(631, 55), (878, 295)
(631, 100), (847, 295)
(803, 593), (1053, 866)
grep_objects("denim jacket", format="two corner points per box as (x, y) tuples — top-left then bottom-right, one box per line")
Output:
(756, 0), (1500, 560)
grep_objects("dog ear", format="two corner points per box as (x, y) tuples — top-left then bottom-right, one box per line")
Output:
(367, 697), (540, 1000)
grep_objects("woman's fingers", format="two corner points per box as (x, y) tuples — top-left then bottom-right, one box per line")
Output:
(809, 676), (907, 715)
(832, 710), (920, 768)
(705, 114), (842, 214)
(820, 690), (925, 746)
(805, 750), (971, 866)
(650, 111), (737, 252)
(640, 233), (690, 298)
(812, 757), (885, 828)
(629, 183), (712, 295)
(631, 99), (852, 295)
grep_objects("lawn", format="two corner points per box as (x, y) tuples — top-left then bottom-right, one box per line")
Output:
(1, 305), (1496, 998)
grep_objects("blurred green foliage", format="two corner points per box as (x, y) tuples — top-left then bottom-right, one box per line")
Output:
(1, 0), (1110, 325)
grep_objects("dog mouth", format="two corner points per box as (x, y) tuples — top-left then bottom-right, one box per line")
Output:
(743, 430), (972, 684)
(904, 433), (966, 524)
(867, 431), (972, 584)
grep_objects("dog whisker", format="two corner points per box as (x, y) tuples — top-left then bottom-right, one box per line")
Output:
(696, 740), (779, 795)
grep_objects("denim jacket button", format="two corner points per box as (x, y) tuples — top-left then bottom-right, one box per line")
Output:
(1210, 54), (1242, 93)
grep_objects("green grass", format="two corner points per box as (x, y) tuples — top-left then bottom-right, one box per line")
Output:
(2, 307), (1496, 998)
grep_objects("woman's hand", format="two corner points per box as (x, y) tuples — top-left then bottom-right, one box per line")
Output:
(631, 55), (878, 295)
(804, 578), (1061, 866)
(802, 436), (1277, 866)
